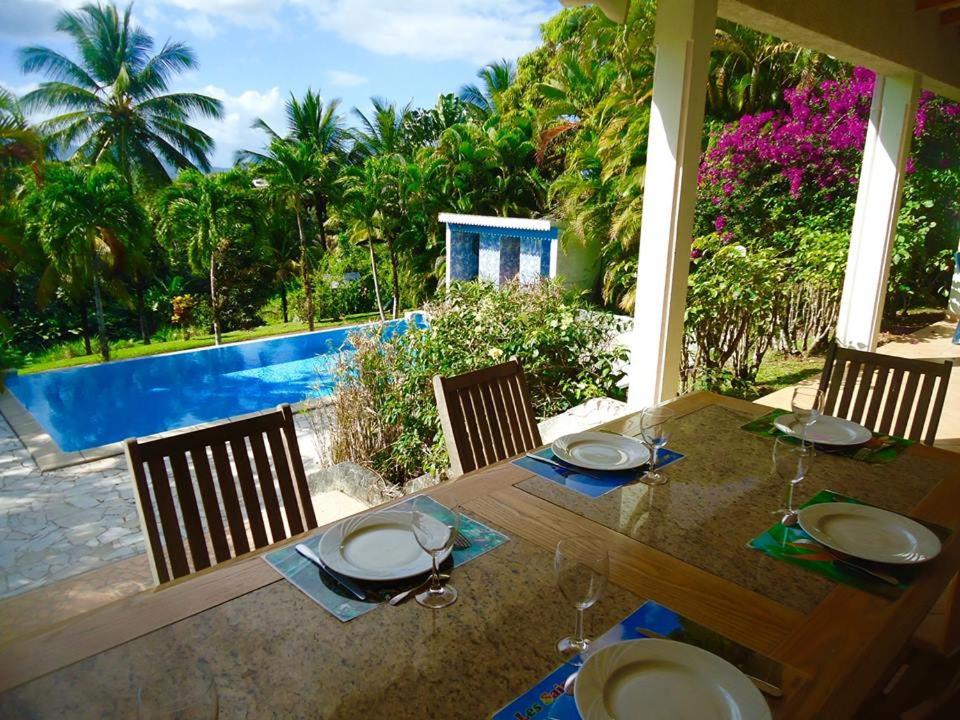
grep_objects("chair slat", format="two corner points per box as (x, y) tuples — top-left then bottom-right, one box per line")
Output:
(478, 382), (507, 461)
(146, 457), (190, 579)
(909, 373), (938, 442)
(850, 363), (876, 423)
(491, 377), (518, 456)
(249, 431), (286, 542)
(190, 447), (231, 563)
(266, 427), (305, 536)
(454, 389), (480, 473)
(836, 360), (861, 418)
(124, 441), (170, 584)
(167, 451), (211, 572)
(210, 442), (250, 556)
(279, 405), (318, 530)
(864, 365), (890, 430)
(468, 384), (496, 467)
(893, 372), (922, 438)
(230, 437), (270, 548)
(877, 368), (904, 435)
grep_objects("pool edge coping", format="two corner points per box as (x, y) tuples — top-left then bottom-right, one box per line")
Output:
(0, 391), (329, 472)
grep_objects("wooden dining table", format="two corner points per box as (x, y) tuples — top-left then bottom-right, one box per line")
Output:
(1, 391), (958, 719)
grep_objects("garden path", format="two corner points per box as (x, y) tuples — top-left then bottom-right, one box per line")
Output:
(758, 320), (960, 453)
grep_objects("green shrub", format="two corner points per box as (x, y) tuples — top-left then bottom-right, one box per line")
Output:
(328, 280), (628, 485)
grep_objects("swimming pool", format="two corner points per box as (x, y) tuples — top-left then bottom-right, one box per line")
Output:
(5, 316), (420, 452)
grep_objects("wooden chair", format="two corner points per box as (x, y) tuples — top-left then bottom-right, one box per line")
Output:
(124, 404), (318, 585)
(433, 359), (542, 478)
(818, 343), (952, 445)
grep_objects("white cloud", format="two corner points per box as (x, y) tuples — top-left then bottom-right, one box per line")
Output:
(297, 0), (553, 64)
(3, 1), (553, 64)
(188, 84), (286, 167)
(327, 69), (367, 87)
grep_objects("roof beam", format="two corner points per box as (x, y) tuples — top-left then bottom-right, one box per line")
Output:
(942, 7), (960, 23)
(915, 0), (960, 12)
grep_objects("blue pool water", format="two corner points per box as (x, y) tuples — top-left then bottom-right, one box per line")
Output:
(5, 316), (420, 452)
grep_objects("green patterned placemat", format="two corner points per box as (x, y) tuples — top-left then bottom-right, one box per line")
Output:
(741, 409), (913, 463)
(748, 489), (949, 599)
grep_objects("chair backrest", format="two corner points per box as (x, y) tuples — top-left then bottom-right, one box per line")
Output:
(124, 404), (317, 585)
(433, 359), (542, 478)
(818, 343), (953, 445)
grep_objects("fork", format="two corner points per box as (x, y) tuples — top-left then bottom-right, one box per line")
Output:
(454, 530), (472, 549)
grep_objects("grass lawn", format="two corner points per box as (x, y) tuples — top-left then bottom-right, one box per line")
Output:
(747, 352), (825, 400)
(17, 312), (383, 374)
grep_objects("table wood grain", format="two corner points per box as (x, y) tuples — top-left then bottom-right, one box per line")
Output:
(0, 392), (957, 719)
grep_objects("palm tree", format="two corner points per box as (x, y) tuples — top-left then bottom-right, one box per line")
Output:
(154, 170), (237, 344)
(706, 21), (843, 121)
(351, 97), (413, 159)
(458, 59), (515, 117)
(0, 89), (43, 199)
(22, 163), (148, 360)
(239, 139), (330, 330)
(18, 2), (223, 188)
(338, 161), (388, 321)
(253, 88), (348, 154)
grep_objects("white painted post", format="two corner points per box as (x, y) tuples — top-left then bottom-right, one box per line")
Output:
(626, 0), (717, 409)
(836, 74), (920, 351)
(444, 223), (452, 291)
(948, 242), (960, 320)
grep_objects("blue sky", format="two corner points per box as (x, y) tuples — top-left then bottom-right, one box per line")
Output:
(0, 0), (559, 166)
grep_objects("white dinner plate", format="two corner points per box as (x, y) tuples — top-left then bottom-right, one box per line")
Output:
(551, 432), (650, 471)
(317, 510), (452, 582)
(574, 639), (771, 720)
(774, 413), (873, 446)
(797, 502), (941, 565)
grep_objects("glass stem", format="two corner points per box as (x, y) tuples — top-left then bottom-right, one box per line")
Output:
(785, 481), (796, 514)
(430, 554), (441, 593)
(575, 607), (585, 645)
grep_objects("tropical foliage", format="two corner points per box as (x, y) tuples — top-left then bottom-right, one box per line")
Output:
(1, 0), (958, 410)
(329, 281), (627, 484)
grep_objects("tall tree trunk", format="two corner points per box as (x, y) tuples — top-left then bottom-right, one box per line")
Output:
(210, 250), (222, 345)
(295, 208), (315, 331)
(387, 239), (400, 320)
(368, 237), (386, 322)
(80, 301), (92, 356)
(279, 283), (288, 324)
(135, 283), (150, 344)
(91, 259), (110, 362)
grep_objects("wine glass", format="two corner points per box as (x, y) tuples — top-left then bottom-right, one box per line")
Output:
(639, 406), (675, 486)
(555, 536), (609, 664)
(137, 670), (218, 719)
(773, 436), (815, 526)
(791, 387), (824, 442)
(411, 498), (462, 609)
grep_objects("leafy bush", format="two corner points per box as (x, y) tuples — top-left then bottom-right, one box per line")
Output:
(683, 238), (783, 392)
(329, 281), (627, 485)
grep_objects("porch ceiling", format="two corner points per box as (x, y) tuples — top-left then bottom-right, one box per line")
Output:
(719, 0), (960, 101)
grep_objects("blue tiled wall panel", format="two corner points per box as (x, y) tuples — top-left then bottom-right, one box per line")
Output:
(478, 232), (501, 284)
(519, 236), (545, 284)
(499, 236), (520, 284)
(450, 231), (480, 281)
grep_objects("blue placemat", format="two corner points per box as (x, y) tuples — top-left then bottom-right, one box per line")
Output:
(264, 495), (509, 622)
(493, 601), (686, 720)
(512, 446), (685, 498)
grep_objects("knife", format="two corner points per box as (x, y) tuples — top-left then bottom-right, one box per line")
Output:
(295, 543), (367, 601)
(636, 626), (784, 698)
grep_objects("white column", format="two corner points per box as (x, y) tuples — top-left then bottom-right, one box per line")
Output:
(836, 74), (920, 351)
(626, 0), (717, 409)
(444, 224), (452, 290)
(948, 241), (960, 320)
